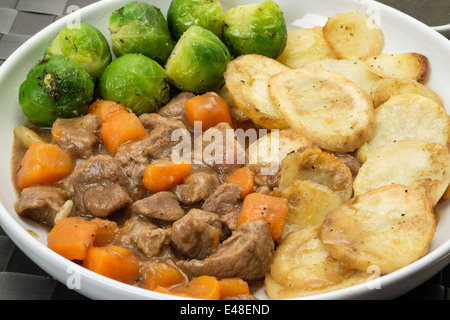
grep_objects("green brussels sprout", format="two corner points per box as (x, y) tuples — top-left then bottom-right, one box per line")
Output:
(19, 54), (94, 127)
(99, 53), (170, 115)
(45, 23), (112, 81)
(165, 26), (231, 94)
(167, 0), (224, 41)
(223, 0), (287, 59)
(109, 1), (173, 66)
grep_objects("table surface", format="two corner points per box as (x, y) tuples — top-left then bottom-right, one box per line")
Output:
(0, 0), (449, 300)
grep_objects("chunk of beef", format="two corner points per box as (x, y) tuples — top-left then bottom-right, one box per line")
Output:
(220, 211), (240, 232)
(116, 214), (172, 258)
(199, 122), (245, 174)
(115, 117), (190, 200)
(70, 154), (131, 217)
(51, 114), (102, 159)
(131, 191), (184, 222)
(171, 209), (226, 260)
(174, 171), (221, 205)
(16, 185), (72, 226)
(157, 92), (195, 119)
(177, 220), (274, 281)
(139, 113), (166, 132)
(202, 183), (243, 216)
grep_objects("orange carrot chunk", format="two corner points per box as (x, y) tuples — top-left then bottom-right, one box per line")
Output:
(90, 218), (119, 247)
(82, 245), (140, 285)
(87, 100), (129, 123)
(184, 92), (234, 131)
(154, 275), (221, 300)
(224, 166), (255, 199)
(100, 111), (147, 154)
(237, 193), (289, 242)
(219, 278), (250, 299)
(47, 217), (98, 261)
(141, 261), (185, 291)
(16, 141), (74, 190)
(142, 161), (191, 193)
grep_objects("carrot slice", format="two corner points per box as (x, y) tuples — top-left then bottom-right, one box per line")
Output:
(90, 218), (119, 247)
(100, 111), (147, 154)
(154, 275), (221, 300)
(141, 261), (185, 291)
(142, 161), (191, 193)
(87, 100), (129, 123)
(219, 278), (250, 299)
(16, 141), (74, 190)
(184, 92), (234, 131)
(237, 193), (289, 242)
(82, 245), (140, 284)
(47, 217), (98, 261)
(224, 166), (255, 199)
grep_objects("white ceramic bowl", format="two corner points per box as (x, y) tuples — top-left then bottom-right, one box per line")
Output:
(0, 0), (449, 300)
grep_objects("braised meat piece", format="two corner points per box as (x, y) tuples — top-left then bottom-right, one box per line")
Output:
(170, 209), (226, 260)
(51, 114), (102, 159)
(157, 92), (194, 119)
(70, 154), (131, 217)
(131, 191), (185, 222)
(202, 183), (243, 215)
(116, 214), (172, 258)
(177, 220), (274, 281)
(16, 185), (72, 226)
(174, 171), (221, 205)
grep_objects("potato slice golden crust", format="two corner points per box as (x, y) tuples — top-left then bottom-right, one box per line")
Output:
(356, 94), (450, 162)
(279, 147), (354, 202)
(319, 184), (436, 275)
(269, 225), (355, 291)
(354, 140), (450, 206)
(276, 26), (337, 69)
(366, 53), (429, 83)
(272, 180), (344, 237)
(372, 79), (444, 108)
(269, 68), (375, 153)
(305, 58), (382, 96)
(224, 54), (290, 129)
(323, 12), (383, 60)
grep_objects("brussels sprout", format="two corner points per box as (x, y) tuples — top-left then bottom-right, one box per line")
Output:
(99, 54), (170, 115)
(223, 0), (287, 59)
(167, 0), (224, 41)
(165, 26), (231, 94)
(19, 54), (94, 127)
(45, 23), (112, 81)
(109, 1), (173, 66)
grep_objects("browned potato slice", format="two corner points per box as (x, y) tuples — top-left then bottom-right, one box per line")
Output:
(279, 147), (354, 202)
(224, 54), (290, 129)
(372, 78), (444, 108)
(276, 26), (337, 69)
(269, 68), (375, 153)
(323, 12), (383, 60)
(319, 184), (436, 274)
(354, 140), (450, 206)
(305, 58), (382, 95)
(366, 53), (429, 83)
(272, 180), (344, 237)
(356, 94), (450, 162)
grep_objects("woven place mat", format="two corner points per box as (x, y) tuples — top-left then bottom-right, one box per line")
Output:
(0, 0), (449, 300)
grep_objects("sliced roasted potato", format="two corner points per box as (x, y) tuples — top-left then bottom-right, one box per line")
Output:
(13, 125), (45, 149)
(372, 78), (444, 108)
(305, 58), (382, 95)
(279, 147), (354, 202)
(323, 12), (383, 60)
(319, 184), (436, 274)
(224, 54), (290, 129)
(276, 26), (337, 69)
(366, 53), (429, 83)
(353, 140), (450, 206)
(246, 129), (313, 175)
(356, 94), (450, 162)
(269, 225), (355, 291)
(269, 68), (375, 153)
(272, 180), (344, 237)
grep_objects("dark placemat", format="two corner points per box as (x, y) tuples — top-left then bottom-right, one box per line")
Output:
(0, 0), (449, 300)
